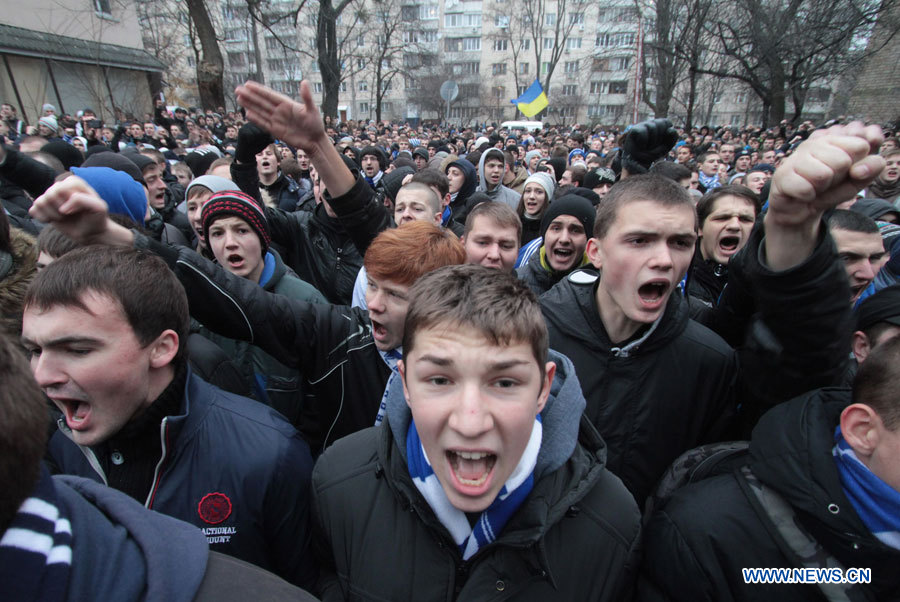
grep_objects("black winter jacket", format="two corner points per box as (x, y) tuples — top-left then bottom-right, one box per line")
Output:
(312, 352), (641, 601)
(540, 221), (853, 505)
(637, 389), (900, 601)
(541, 270), (737, 505)
(136, 233), (391, 453)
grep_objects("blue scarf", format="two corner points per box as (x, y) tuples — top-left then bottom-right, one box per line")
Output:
(373, 347), (402, 426)
(833, 427), (900, 549)
(698, 171), (720, 191)
(406, 415), (542, 560)
(364, 170), (384, 189)
(0, 467), (73, 601)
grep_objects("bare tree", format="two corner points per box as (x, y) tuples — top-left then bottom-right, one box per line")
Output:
(185, 0), (226, 109)
(698, 0), (897, 126)
(634, 0), (714, 128)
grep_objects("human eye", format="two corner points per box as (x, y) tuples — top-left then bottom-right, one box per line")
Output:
(493, 378), (519, 389)
(627, 237), (646, 246)
(427, 375), (451, 386)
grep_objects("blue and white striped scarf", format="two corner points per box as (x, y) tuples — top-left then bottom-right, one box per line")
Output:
(0, 467), (73, 600)
(373, 347), (402, 426)
(406, 415), (542, 560)
(833, 426), (900, 550)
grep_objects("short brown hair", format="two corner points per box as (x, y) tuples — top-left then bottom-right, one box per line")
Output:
(36, 224), (80, 259)
(594, 174), (696, 239)
(853, 334), (900, 429)
(24, 246), (189, 363)
(696, 185), (760, 228)
(403, 264), (548, 368)
(464, 200), (522, 239)
(0, 333), (47, 533)
(365, 221), (465, 286)
(207, 156), (233, 174)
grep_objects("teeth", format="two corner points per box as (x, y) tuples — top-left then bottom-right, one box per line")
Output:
(455, 451), (489, 460)
(457, 473), (489, 486)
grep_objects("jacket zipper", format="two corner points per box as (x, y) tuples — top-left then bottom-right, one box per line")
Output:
(144, 417), (170, 509)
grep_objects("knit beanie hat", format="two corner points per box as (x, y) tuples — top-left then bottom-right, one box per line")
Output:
(361, 145), (387, 171)
(38, 115), (58, 134)
(525, 150), (542, 167)
(523, 172), (556, 201)
(70, 166), (147, 226)
(412, 147), (429, 161)
(546, 157), (567, 182)
(41, 140), (83, 170)
(185, 175), (237, 201)
(381, 166), (415, 203)
(201, 190), (270, 255)
(582, 166), (616, 191)
(540, 194), (596, 239)
(81, 151), (143, 183)
(42, 103), (55, 113)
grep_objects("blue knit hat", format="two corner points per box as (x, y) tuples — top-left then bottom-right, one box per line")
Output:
(71, 166), (147, 226)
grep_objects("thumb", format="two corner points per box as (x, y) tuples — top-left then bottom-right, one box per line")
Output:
(300, 80), (316, 113)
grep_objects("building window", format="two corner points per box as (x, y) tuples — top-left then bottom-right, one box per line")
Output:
(561, 85), (577, 96)
(492, 63), (507, 75)
(610, 56), (631, 70)
(494, 39), (508, 51)
(359, 81), (368, 92)
(495, 15), (509, 28)
(564, 60), (580, 74)
(520, 39), (530, 50)
(420, 4), (438, 20)
(569, 12), (585, 25)
(313, 82), (323, 93)
(609, 81), (628, 94)
(228, 52), (245, 68)
(359, 102), (369, 114)
(466, 14), (482, 27)
(94, 0), (112, 15)
(541, 61), (550, 74)
(445, 13), (463, 27)
(567, 37), (582, 50)
(545, 13), (556, 26)
(519, 62), (529, 74)
(543, 37), (554, 50)
(463, 37), (481, 51)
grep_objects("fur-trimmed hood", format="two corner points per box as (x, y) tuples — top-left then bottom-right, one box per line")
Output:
(0, 226), (38, 338)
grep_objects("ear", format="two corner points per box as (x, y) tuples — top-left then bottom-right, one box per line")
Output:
(536, 360), (557, 414)
(398, 359), (412, 409)
(851, 331), (871, 363)
(442, 193), (451, 209)
(148, 329), (179, 369)
(586, 237), (603, 270)
(840, 403), (880, 459)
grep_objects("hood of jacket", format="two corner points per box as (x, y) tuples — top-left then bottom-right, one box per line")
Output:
(55, 474), (208, 602)
(541, 269), (690, 356)
(0, 226), (36, 338)
(385, 349), (587, 479)
(477, 148), (506, 193)
(447, 158), (477, 207)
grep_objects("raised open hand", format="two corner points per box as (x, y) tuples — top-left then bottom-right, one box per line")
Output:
(235, 80), (327, 156)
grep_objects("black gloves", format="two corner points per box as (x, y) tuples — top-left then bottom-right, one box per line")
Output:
(621, 118), (678, 175)
(234, 122), (273, 164)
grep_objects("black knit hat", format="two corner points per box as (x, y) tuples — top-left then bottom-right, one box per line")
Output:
(200, 190), (270, 255)
(361, 145), (387, 171)
(412, 147), (429, 161)
(41, 140), (84, 171)
(540, 194), (596, 239)
(855, 284), (900, 332)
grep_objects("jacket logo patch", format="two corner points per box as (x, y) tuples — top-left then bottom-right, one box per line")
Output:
(198, 492), (232, 525)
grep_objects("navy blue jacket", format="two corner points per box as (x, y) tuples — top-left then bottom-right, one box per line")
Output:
(47, 370), (316, 589)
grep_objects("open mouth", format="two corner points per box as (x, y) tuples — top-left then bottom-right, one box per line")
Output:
(370, 318), (388, 342)
(850, 282), (869, 300)
(227, 253), (245, 269)
(54, 397), (91, 430)
(447, 450), (497, 487)
(718, 235), (740, 253)
(638, 281), (669, 304)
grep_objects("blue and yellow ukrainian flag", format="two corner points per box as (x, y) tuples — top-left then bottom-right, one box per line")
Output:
(510, 79), (548, 118)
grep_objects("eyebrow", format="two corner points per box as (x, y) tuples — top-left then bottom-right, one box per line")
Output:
(20, 335), (103, 348)
(416, 354), (531, 371)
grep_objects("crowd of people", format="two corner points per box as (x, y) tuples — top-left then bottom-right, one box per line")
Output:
(1, 81), (900, 601)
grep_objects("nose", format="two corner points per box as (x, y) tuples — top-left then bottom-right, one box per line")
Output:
(223, 230), (238, 249)
(485, 243), (500, 261)
(448, 382), (493, 438)
(368, 288), (385, 313)
(858, 260), (877, 282)
(650, 242), (674, 270)
(32, 353), (66, 389)
(725, 216), (741, 230)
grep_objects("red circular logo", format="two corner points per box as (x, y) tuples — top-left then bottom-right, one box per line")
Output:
(198, 492), (232, 525)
